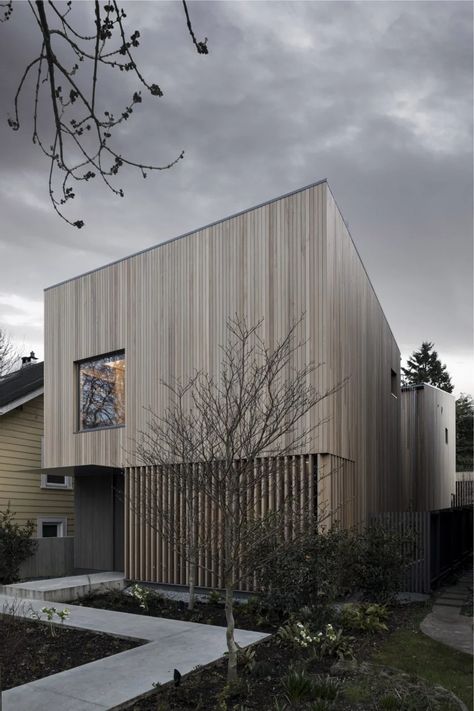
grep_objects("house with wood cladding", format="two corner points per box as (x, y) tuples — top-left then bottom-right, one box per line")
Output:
(0, 355), (74, 539)
(400, 383), (456, 511)
(41, 179), (406, 584)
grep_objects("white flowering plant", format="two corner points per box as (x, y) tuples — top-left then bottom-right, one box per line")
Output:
(129, 583), (152, 610)
(277, 620), (354, 660)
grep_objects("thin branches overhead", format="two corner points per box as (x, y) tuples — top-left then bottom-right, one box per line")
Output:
(3, 1), (208, 227)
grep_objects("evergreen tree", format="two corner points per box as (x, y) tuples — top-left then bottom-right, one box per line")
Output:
(401, 342), (454, 393)
(456, 393), (473, 472)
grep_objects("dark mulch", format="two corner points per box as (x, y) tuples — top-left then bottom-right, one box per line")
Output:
(78, 589), (280, 633)
(127, 635), (332, 710)
(0, 611), (143, 690)
(79, 590), (434, 710)
(125, 604), (457, 711)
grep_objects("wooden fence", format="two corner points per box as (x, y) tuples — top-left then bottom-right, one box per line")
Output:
(370, 512), (431, 593)
(19, 536), (74, 580)
(371, 506), (473, 594)
(452, 473), (474, 508)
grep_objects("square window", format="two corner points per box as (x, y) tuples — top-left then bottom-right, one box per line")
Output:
(77, 351), (125, 430)
(38, 517), (67, 538)
(40, 473), (73, 489)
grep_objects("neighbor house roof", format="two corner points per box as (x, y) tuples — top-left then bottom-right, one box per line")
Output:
(0, 362), (44, 415)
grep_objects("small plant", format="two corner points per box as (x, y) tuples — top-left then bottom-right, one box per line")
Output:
(339, 603), (389, 633)
(238, 645), (256, 674)
(207, 589), (223, 605)
(277, 620), (320, 649)
(129, 583), (152, 610)
(313, 624), (354, 661)
(217, 678), (247, 708)
(35, 606), (70, 636)
(311, 675), (341, 701)
(281, 666), (315, 704)
(308, 700), (335, 711)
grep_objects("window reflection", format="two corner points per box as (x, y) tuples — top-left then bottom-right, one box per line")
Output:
(78, 352), (125, 430)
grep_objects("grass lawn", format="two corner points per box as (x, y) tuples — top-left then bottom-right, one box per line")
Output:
(371, 604), (473, 710)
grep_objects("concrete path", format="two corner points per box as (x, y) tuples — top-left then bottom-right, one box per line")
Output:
(0, 571), (125, 603)
(0, 592), (268, 711)
(420, 570), (473, 656)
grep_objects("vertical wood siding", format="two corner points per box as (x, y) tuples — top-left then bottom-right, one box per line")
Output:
(44, 181), (401, 581)
(400, 385), (456, 511)
(125, 455), (318, 589)
(0, 396), (74, 533)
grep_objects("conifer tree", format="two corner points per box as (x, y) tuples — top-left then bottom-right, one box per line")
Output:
(456, 393), (473, 471)
(401, 342), (453, 393)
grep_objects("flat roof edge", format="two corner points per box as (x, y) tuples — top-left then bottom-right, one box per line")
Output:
(45, 178), (328, 292)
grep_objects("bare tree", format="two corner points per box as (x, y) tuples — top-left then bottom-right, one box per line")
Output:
(0, 329), (18, 377)
(134, 316), (343, 680)
(1, 0), (208, 227)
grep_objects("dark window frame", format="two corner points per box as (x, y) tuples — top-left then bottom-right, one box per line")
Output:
(76, 350), (125, 432)
(391, 369), (398, 398)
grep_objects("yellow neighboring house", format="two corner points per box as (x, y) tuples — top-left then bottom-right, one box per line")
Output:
(0, 356), (74, 538)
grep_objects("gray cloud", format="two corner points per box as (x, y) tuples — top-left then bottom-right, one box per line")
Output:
(0, 1), (472, 392)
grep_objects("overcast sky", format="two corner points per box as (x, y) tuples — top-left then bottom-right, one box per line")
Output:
(0, 0), (472, 395)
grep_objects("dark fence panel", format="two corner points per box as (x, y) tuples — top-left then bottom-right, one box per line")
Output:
(370, 512), (431, 593)
(371, 507), (473, 594)
(19, 536), (74, 580)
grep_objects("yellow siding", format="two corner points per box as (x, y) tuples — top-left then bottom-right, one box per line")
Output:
(0, 395), (75, 534)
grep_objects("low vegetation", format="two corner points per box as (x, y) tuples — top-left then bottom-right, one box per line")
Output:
(0, 600), (142, 691)
(0, 506), (37, 584)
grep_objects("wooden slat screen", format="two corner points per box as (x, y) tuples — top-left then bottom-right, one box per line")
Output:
(125, 454), (318, 589)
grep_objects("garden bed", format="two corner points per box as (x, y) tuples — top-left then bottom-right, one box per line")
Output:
(78, 590), (470, 711)
(78, 588), (280, 632)
(0, 609), (143, 690)
(122, 609), (466, 710)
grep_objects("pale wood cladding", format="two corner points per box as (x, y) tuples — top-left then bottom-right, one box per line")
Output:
(126, 455), (317, 589)
(44, 181), (400, 529)
(0, 396), (74, 533)
(400, 385), (455, 511)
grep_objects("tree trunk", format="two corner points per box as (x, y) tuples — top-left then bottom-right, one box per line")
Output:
(225, 580), (239, 681)
(188, 548), (196, 611)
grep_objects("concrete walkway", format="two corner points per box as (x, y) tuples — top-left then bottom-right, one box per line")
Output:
(0, 592), (268, 711)
(420, 570), (473, 656)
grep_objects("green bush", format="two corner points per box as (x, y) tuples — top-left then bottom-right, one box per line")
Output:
(339, 603), (389, 633)
(256, 523), (414, 613)
(256, 527), (357, 615)
(0, 506), (37, 584)
(353, 523), (414, 603)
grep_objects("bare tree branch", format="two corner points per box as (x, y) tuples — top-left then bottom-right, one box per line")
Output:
(2, 0), (208, 227)
(130, 315), (348, 681)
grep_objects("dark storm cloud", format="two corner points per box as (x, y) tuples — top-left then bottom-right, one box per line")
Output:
(0, 1), (472, 392)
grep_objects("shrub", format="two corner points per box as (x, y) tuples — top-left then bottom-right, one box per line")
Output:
(256, 527), (357, 615)
(339, 603), (389, 633)
(353, 524), (415, 603)
(0, 506), (37, 584)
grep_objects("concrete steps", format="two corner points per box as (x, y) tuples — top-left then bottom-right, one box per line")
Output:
(0, 571), (125, 603)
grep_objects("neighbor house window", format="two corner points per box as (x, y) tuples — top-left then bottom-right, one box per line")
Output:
(40, 473), (73, 489)
(391, 369), (397, 397)
(38, 517), (67, 538)
(78, 351), (125, 430)
(445, 428), (448, 444)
